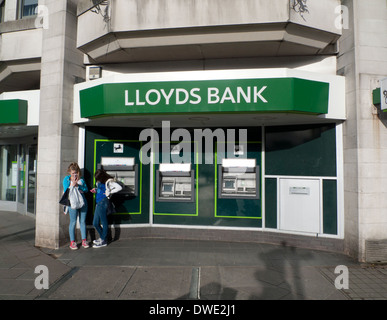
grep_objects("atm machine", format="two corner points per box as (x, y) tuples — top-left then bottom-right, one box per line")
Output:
(156, 163), (195, 202)
(218, 158), (259, 199)
(98, 157), (138, 196)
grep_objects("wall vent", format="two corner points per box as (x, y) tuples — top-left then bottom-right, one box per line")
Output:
(365, 239), (387, 263)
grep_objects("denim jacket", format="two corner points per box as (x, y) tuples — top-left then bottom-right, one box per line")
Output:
(63, 175), (88, 193)
(95, 178), (122, 203)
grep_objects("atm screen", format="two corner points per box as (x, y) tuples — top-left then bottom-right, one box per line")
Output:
(224, 179), (236, 190)
(162, 183), (174, 193)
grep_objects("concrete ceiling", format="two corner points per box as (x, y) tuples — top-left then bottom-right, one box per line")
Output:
(83, 112), (340, 130)
(79, 23), (340, 64)
(0, 59), (41, 94)
(0, 125), (38, 139)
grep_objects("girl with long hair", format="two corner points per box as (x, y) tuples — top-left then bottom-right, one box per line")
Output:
(90, 168), (122, 248)
(63, 162), (89, 250)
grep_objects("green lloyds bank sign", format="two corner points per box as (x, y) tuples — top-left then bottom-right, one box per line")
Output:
(0, 99), (28, 125)
(79, 77), (329, 118)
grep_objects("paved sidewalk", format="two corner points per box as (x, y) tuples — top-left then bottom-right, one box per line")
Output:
(1, 210), (387, 301)
(0, 211), (71, 299)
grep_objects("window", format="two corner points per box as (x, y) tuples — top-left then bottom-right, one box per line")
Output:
(18, 0), (38, 19)
(0, 145), (18, 202)
(0, 0), (5, 23)
(27, 145), (37, 214)
(17, 144), (26, 205)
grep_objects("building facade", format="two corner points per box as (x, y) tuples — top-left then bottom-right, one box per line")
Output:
(0, 0), (386, 262)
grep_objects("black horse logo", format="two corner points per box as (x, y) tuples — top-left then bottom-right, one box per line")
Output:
(114, 144), (123, 152)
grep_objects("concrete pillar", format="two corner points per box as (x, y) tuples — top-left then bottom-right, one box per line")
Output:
(339, 0), (387, 262)
(35, 0), (84, 249)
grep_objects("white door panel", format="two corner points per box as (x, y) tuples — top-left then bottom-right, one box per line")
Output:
(279, 179), (320, 233)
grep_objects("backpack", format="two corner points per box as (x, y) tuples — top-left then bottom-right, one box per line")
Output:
(105, 178), (123, 215)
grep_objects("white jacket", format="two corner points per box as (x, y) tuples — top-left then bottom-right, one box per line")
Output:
(105, 178), (123, 199)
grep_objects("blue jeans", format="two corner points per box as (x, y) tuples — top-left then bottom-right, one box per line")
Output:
(68, 193), (88, 242)
(93, 197), (109, 241)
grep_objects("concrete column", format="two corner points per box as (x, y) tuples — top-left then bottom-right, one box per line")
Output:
(35, 0), (84, 249)
(339, 0), (387, 261)
(4, 0), (17, 22)
(338, 0), (359, 261)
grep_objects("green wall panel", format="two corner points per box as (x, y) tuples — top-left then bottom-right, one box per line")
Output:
(323, 179), (338, 235)
(94, 140), (142, 214)
(265, 124), (336, 177)
(265, 178), (277, 229)
(153, 127), (262, 228)
(153, 141), (198, 216)
(83, 125), (339, 233)
(84, 127), (150, 225)
(215, 141), (262, 219)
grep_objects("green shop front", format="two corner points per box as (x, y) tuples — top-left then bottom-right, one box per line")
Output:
(74, 69), (345, 241)
(0, 91), (39, 216)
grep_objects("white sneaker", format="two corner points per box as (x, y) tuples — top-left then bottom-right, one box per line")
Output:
(93, 238), (102, 245)
(93, 240), (107, 248)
